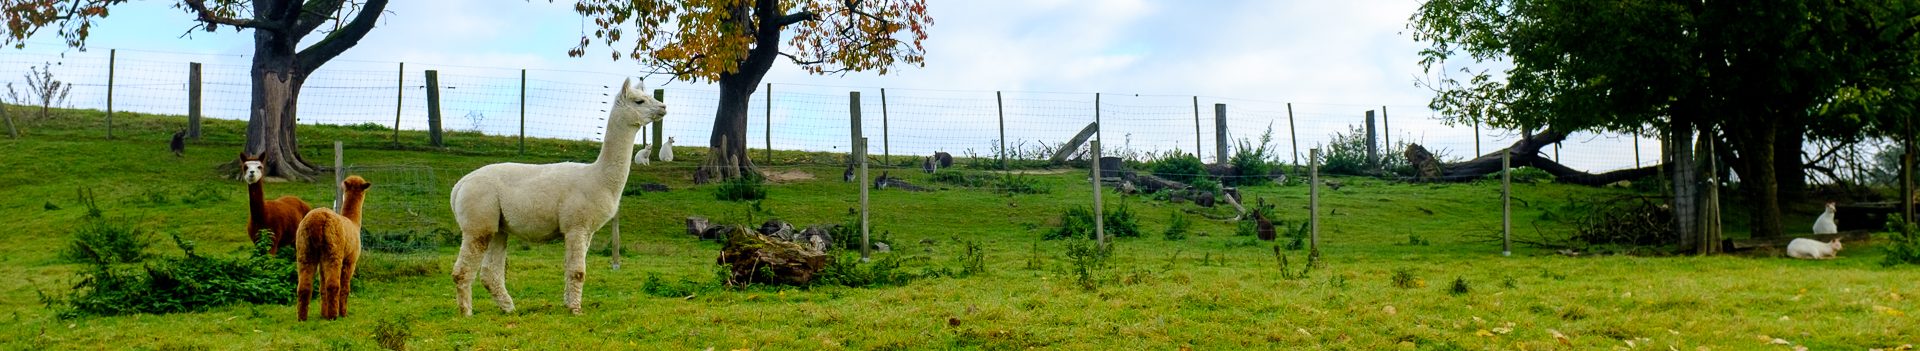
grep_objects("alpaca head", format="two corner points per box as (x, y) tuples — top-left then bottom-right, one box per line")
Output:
(343, 175), (372, 194)
(610, 78), (667, 130)
(240, 153), (265, 184)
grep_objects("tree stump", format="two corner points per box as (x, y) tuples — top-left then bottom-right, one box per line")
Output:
(685, 216), (712, 238)
(1404, 143), (1443, 182)
(717, 226), (831, 286)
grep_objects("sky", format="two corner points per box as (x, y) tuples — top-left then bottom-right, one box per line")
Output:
(1, 0), (1659, 171)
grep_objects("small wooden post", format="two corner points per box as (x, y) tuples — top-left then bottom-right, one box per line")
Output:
(106, 49), (115, 139)
(1309, 148), (1321, 256)
(1095, 93), (1105, 154)
(425, 70), (443, 147)
(2, 102), (16, 139)
(393, 62), (404, 144)
(188, 62), (203, 139)
(998, 91), (1007, 170)
(1381, 105), (1390, 150)
(1193, 96), (1203, 160)
(851, 91), (862, 167)
(859, 137), (872, 262)
(650, 89), (665, 161)
(333, 141), (345, 212)
(1287, 103), (1299, 169)
(1502, 148), (1512, 256)
(765, 83), (773, 163)
(1092, 140), (1106, 247)
(1214, 103), (1228, 164)
(1700, 131), (1722, 254)
(519, 69), (527, 155)
(1633, 132), (1642, 167)
(1365, 110), (1378, 170)
(1554, 143), (1561, 162)
(881, 88), (890, 164)
(1473, 119), (1482, 156)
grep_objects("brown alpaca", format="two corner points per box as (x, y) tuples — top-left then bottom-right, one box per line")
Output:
(296, 175), (370, 321)
(241, 153), (313, 255)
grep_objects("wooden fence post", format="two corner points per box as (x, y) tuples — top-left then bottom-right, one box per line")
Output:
(851, 91), (862, 168)
(188, 62), (202, 139)
(1473, 118), (1482, 156)
(1287, 103), (1299, 169)
(1382, 105), (1390, 150)
(334, 141), (345, 212)
(519, 69), (527, 155)
(1192, 97), (1203, 160)
(425, 70), (443, 147)
(650, 89), (665, 161)
(998, 91), (1007, 169)
(765, 83), (773, 163)
(1309, 148), (1321, 257)
(1502, 148), (1512, 256)
(1365, 110), (1377, 170)
(881, 88), (890, 164)
(1092, 140), (1106, 248)
(106, 49), (115, 139)
(859, 137), (871, 262)
(393, 62), (403, 144)
(1214, 103), (1228, 164)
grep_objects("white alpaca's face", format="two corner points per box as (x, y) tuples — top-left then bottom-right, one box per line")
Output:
(611, 78), (667, 129)
(242, 160), (265, 184)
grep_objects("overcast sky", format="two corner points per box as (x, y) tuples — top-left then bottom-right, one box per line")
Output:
(3, 0), (1657, 170)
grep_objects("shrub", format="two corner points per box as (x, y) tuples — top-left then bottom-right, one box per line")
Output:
(1062, 238), (1112, 291)
(1227, 124), (1278, 186)
(1391, 268), (1423, 289)
(712, 173), (768, 202)
(994, 173), (1050, 195)
(1319, 125), (1411, 176)
(49, 233), (296, 318)
(816, 253), (923, 288)
(1449, 277), (1471, 295)
(1104, 202), (1142, 238)
(1162, 212), (1191, 241)
(361, 228), (444, 254)
(1149, 151), (1207, 183)
(1046, 204), (1140, 240)
(956, 240), (987, 277)
(1883, 217), (1920, 267)
(61, 217), (152, 265)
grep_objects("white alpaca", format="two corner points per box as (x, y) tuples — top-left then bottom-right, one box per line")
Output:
(449, 78), (665, 316)
(1786, 238), (1843, 259)
(659, 136), (674, 162)
(1812, 202), (1837, 234)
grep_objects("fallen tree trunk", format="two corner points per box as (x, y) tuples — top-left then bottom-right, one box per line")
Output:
(1426, 129), (1664, 186)
(1049, 122), (1101, 164)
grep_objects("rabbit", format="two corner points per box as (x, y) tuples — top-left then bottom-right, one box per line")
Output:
(1785, 238), (1843, 259)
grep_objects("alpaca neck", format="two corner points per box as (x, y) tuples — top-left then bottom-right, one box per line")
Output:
(591, 120), (641, 184)
(247, 180), (266, 224)
(341, 190), (367, 225)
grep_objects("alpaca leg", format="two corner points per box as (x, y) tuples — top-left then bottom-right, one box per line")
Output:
(451, 233), (488, 316)
(339, 250), (359, 318)
(562, 229), (592, 315)
(321, 258), (343, 320)
(296, 262), (315, 321)
(480, 230), (515, 313)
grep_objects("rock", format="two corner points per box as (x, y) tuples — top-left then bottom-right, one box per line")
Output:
(759, 219), (796, 240)
(799, 225), (835, 252)
(874, 242), (891, 253)
(1194, 191), (1216, 207)
(686, 216), (712, 237)
(717, 227), (832, 286)
(701, 224), (738, 241)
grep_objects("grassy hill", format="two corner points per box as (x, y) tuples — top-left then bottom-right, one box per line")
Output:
(0, 107), (1913, 350)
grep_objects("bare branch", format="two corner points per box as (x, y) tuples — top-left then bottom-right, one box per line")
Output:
(292, 0), (353, 38)
(296, 0), (388, 70)
(183, 0), (289, 32)
(777, 52), (824, 65)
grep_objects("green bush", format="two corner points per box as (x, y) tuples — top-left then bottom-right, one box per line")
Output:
(1045, 204), (1141, 240)
(1227, 125), (1278, 186)
(815, 253), (922, 288)
(1162, 212), (1191, 241)
(1883, 217), (1920, 267)
(1319, 125), (1411, 176)
(1104, 202), (1142, 238)
(956, 240), (987, 277)
(1062, 238), (1112, 291)
(1149, 151), (1207, 183)
(712, 173), (768, 202)
(61, 217), (152, 265)
(994, 173), (1050, 195)
(49, 233), (296, 318)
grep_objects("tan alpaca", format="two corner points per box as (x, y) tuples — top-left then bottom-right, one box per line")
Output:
(295, 175), (371, 321)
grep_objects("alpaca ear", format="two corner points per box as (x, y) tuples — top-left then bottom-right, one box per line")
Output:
(620, 78), (632, 94)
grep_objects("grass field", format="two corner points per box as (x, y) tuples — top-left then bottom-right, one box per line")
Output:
(1, 107), (1915, 350)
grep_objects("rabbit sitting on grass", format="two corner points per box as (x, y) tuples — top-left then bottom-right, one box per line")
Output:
(1785, 238), (1843, 260)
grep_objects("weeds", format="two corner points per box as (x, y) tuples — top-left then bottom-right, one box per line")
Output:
(956, 240), (987, 277)
(713, 172), (768, 202)
(61, 216), (153, 265)
(1062, 239), (1112, 291)
(1162, 212), (1191, 241)
(373, 316), (412, 351)
(360, 228), (447, 254)
(1391, 268), (1424, 289)
(1449, 277), (1471, 295)
(48, 233), (296, 318)
(1882, 217), (1920, 267)
(1274, 245), (1312, 280)
(1148, 151), (1206, 183)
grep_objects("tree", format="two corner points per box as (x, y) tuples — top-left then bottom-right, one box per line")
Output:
(1410, 0), (1920, 242)
(571, 0), (931, 183)
(2, 0), (390, 180)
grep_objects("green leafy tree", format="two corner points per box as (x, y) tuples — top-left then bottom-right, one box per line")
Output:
(1409, 0), (1920, 241)
(571, 0), (932, 182)
(2, 0), (390, 180)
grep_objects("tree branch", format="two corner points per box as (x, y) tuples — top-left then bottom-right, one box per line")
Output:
(775, 11), (818, 27)
(295, 0), (387, 71)
(778, 52), (825, 65)
(183, 0), (289, 32)
(291, 0), (352, 39)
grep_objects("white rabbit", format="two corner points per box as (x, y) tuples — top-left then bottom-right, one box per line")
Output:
(1812, 202), (1837, 234)
(1785, 238), (1843, 259)
(633, 143), (651, 166)
(660, 137), (675, 162)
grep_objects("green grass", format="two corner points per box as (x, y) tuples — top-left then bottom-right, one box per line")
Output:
(1, 106), (1915, 350)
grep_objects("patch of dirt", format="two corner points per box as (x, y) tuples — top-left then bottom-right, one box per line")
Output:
(764, 170), (815, 183)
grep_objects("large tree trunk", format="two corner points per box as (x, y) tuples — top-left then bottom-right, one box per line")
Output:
(1669, 119), (1699, 251)
(241, 27), (318, 181)
(694, 0), (792, 183)
(1775, 127), (1807, 202)
(1729, 119), (1787, 238)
